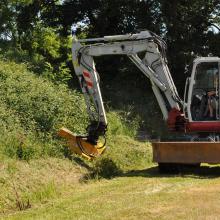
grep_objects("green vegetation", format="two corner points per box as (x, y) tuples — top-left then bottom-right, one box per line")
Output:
(2, 60), (220, 220)
(0, 59), (143, 159)
(0, 59), (151, 217)
(0, 59), (89, 160)
(0, 135), (151, 216)
(1, 0), (220, 137)
(1, 1), (220, 219)
(3, 160), (220, 220)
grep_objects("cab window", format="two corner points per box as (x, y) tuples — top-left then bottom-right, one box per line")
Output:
(191, 62), (219, 121)
(194, 62), (218, 90)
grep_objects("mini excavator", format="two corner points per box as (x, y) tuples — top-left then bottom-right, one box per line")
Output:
(59, 30), (220, 168)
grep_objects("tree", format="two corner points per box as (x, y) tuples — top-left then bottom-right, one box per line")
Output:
(160, 0), (220, 92)
(60, 0), (161, 37)
(0, 0), (33, 44)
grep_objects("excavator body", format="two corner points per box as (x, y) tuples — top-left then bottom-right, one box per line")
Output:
(59, 30), (220, 167)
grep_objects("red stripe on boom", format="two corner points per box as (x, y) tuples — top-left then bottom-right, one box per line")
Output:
(86, 81), (93, 88)
(83, 71), (91, 78)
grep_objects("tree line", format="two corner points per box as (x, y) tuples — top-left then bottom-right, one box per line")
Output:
(0, 0), (220, 90)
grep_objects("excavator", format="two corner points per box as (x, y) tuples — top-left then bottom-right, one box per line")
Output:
(59, 30), (220, 170)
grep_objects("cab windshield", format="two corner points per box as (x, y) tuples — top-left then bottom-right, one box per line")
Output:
(191, 62), (219, 121)
(194, 62), (218, 91)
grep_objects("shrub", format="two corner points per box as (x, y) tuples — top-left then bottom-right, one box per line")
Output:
(0, 60), (88, 159)
(107, 111), (140, 137)
(90, 157), (122, 179)
(0, 60), (142, 160)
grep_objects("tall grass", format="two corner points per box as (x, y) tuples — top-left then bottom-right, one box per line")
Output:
(0, 59), (141, 160)
(0, 59), (87, 159)
(0, 59), (152, 214)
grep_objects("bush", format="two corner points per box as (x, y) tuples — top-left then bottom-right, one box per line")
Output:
(90, 157), (122, 179)
(0, 60), (88, 159)
(83, 135), (152, 180)
(0, 61), (89, 132)
(107, 111), (140, 137)
(0, 60), (142, 160)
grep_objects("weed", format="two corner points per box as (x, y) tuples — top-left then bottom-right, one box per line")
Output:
(90, 157), (122, 179)
(31, 182), (57, 202)
(107, 111), (140, 137)
(12, 182), (31, 211)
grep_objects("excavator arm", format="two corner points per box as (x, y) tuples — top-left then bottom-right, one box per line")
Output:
(59, 30), (184, 159)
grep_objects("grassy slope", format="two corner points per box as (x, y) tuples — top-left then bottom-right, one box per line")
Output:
(1, 60), (220, 219)
(0, 60), (152, 217)
(3, 166), (220, 220)
(0, 135), (152, 217)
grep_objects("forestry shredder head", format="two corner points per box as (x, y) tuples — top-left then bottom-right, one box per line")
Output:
(58, 126), (107, 160)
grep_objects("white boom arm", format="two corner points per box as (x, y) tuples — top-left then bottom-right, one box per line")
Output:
(72, 30), (183, 143)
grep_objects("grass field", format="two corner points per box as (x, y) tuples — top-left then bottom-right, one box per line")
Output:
(1, 60), (220, 220)
(2, 163), (220, 220)
(2, 138), (220, 220)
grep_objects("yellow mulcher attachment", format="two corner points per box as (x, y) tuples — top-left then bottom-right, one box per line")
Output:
(58, 127), (106, 160)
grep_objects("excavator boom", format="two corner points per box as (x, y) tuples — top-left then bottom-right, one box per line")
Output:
(59, 30), (185, 159)
(58, 30), (220, 170)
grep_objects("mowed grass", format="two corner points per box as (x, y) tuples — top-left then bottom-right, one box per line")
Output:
(1, 134), (220, 220)
(0, 135), (151, 217)
(1, 60), (220, 220)
(2, 165), (220, 220)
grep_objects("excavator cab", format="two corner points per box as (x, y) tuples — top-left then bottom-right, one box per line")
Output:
(186, 57), (220, 124)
